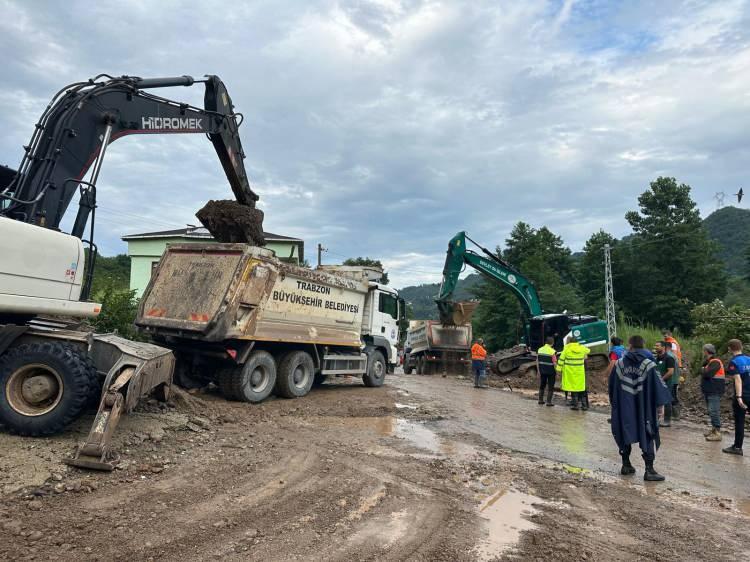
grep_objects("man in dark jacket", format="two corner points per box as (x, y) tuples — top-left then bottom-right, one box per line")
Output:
(609, 335), (672, 481)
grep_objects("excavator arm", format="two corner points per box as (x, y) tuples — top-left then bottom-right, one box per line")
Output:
(0, 74), (257, 236)
(436, 231), (543, 324)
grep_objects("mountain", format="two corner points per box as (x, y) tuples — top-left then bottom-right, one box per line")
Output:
(703, 206), (750, 275)
(398, 273), (483, 320)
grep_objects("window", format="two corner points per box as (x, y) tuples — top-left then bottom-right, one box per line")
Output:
(151, 260), (160, 277)
(378, 293), (398, 319)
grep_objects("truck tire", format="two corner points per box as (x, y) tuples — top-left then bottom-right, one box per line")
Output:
(496, 358), (515, 374)
(219, 351), (277, 403)
(0, 342), (98, 436)
(363, 351), (386, 387)
(403, 354), (413, 374)
(275, 351), (315, 398)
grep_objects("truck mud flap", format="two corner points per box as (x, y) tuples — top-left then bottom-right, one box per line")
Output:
(65, 335), (174, 471)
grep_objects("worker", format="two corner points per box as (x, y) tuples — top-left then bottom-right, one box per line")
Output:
(662, 329), (683, 369)
(557, 336), (590, 410)
(537, 336), (558, 406)
(722, 339), (750, 456)
(701, 344), (726, 442)
(471, 338), (488, 389)
(654, 341), (678, 427)
(609, 335), (672, 481)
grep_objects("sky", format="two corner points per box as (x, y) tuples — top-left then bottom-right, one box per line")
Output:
(1, 0), (748, 288)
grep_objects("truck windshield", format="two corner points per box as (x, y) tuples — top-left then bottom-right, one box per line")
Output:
(378, 293), (398, 319)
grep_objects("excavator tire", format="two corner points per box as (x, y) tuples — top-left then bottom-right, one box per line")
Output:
(276, 351), (315, 398)
(220, 351), (277, 403)
(0, 342), (97, 436)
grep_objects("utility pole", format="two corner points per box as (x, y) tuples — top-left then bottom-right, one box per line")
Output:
(714, 191), (726, 211)
(604, 244), (616, 340)
(317, 243), (327, 267)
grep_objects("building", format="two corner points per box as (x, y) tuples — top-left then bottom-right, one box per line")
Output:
(122, 226), (304, 297)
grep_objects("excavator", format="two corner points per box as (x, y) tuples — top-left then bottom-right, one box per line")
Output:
(0, 74), (260, 469)
(436, 232), (609, 374)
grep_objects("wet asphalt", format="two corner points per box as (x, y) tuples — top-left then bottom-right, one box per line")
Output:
(395, 375), (749, 501)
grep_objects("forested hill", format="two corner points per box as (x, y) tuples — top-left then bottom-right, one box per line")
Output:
(703, 206), (750, 275)
(398, 273), (482, 320)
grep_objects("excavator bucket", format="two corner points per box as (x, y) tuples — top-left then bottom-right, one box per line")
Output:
(438, 300), (480, 326)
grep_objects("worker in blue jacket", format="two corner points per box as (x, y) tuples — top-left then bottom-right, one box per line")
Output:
(609, 335), (672, 481)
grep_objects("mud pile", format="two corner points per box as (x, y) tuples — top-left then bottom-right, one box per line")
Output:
(196, 199), (265, 245)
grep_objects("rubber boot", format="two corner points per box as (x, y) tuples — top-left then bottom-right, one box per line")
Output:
(705, 427), (722, 442)
(672, 403), (681, 420)
(546, 387), (555, 406)
(581, 392), (589, 411)
(643, 458), (665, 482)
(570, 396), (579, 411)
(538, 387), (545, 404)
(620, 454), (635, 476)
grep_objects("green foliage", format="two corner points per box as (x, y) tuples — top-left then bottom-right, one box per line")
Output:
(90, 284), (140, 340)
(343, 257), (389, 285)
(84, 251), (131, 296)
(746, 243), (750, 282)
(702, 206), (750, 275)
(618, 177), (727, 332)
(470, 222), (582, 351)
(691, 300), (750, 355)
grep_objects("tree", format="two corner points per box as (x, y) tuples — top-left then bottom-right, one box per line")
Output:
(89, 283), (140, 340)
(620, 177), (727, 331)
(470, 222), (582, 350)
(745, 243), (750, 282)
(342, 257), (389, 285)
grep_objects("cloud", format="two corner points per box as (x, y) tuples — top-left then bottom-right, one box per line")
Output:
(1, 0), (748, 288)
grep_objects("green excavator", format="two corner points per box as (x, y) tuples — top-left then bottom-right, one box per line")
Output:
(436, 232), (610, 374)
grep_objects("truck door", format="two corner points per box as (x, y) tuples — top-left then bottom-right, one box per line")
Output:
(375, 290), (400, 363)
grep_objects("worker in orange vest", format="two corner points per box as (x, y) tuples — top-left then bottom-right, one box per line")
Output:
(662, 330), (683, 368)
(701, 343), (726, 441)
(471, 338), (488, 388)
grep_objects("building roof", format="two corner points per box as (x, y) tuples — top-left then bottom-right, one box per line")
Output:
(122, 226), (302, 242)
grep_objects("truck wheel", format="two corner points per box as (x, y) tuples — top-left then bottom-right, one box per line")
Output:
(220, 351), (277, 403)
(275, 351), (315, 398)
(496, 358), (515, 374)
(363, 351), (386, 387)
(403, 354), (413, 375)
(0, 342), (97, 436)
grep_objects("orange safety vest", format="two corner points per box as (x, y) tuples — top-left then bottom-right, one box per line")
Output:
(471, 344), (487, 361)
(665, 336), (683, 366)
(708, 357), (725, 378)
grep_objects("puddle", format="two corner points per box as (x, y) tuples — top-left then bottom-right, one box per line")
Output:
(394, 419), (441, 452)
(395, 403), (418, 410)
(476, 489), (542, 560)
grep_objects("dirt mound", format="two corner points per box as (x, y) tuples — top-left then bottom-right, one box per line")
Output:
(196, 199), (265, 245)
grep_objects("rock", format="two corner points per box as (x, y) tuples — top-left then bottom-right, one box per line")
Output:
(27, 530), (44, 542)
(53, 484), (65, 494)
(185, 422), (203, 433)
(149, 427), (166, 443)
(212, 520), (226, 529)
(27, 501), (43, 511)
(51, 473), (63, 482)
(190, 416), (212, 429)
(337, 499), (347, 508)
(151, 466), (164, 474)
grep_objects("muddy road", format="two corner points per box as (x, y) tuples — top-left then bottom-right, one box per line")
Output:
(1, 373), (748, 561)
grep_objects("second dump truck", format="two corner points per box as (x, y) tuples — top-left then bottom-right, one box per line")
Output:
(136, 244), (403, 402)
(404, 319), (472, 375)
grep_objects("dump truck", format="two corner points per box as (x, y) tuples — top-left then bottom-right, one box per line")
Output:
(136, 244), (403, 401)
(404, 320), (471, 375)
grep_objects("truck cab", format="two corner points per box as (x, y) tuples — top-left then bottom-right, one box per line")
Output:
(362, 283), (402, 369)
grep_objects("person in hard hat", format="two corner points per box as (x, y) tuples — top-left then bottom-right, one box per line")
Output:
(537, 336), (558, 406)
(609, 335), (672, 481)
(471, 338), (488, 388)
(701, 344), (726, 442)
(723, 338), (750, 455)
(557, 336), (590, 410)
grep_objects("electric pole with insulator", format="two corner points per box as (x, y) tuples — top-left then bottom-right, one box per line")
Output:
(604, 243), (616, 341)
(317, 243), (327, 267)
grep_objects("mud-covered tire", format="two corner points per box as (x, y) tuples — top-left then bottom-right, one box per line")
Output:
(219, 351), (277, 403)
(496, 358), (515, 374)
(0, 342), (98, 436)
(363, 351), (386, 387)
(276, 351), (315, 398)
